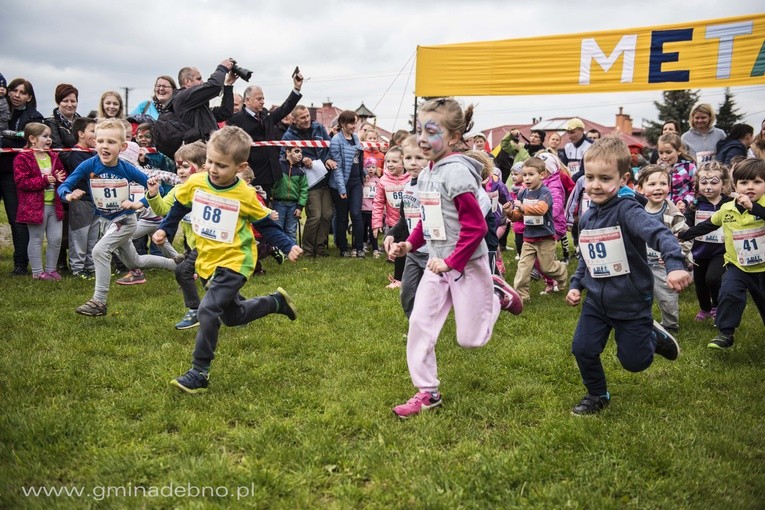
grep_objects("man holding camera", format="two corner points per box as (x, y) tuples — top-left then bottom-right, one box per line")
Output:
(173, 58), (238, 140)
(227, 69), (304, 199)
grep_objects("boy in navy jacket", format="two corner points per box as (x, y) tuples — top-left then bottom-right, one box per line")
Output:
(565, 138), (692, 415)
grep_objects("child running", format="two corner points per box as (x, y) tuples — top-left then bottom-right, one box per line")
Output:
(13, 122), (67, 280)
(684, 161), (733, 321)
(566, 137), (691, 415)
(680, 158), (765, 349)
(152, 126), (302, 394)
(389, 98), (522, 419)
(635, 165), (693, 334)
(57, 119), (178, 316)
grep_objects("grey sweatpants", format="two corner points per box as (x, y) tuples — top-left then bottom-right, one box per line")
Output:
(68, 200), (99, 274)
(651, 264), (680, 330)
(27, 204), (62, 276)
(400, 250), (429, 319)
(92, 214), (176, 303)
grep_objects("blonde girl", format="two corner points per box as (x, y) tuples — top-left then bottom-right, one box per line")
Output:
(98, 91), (125, 119)
(12, 122), (67, 280)
(388, 98), (522, 419)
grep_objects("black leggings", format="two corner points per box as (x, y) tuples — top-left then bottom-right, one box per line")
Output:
(694, 255), (725, 312)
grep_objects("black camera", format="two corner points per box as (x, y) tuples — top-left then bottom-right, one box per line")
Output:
(230, 59), (252, 82)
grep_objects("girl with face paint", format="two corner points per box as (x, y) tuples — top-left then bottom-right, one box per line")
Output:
(388, 98), (522, 419)
(685, 161), (733, 321)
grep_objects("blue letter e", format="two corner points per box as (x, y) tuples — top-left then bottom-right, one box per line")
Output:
(649, 29), (692, 83)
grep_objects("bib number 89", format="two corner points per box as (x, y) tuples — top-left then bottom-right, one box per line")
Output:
(202, 205), (222, 223)
(587, 242), (607, 259)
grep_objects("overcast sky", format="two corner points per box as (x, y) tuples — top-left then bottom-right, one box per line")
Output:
(2, 1), (763, 135)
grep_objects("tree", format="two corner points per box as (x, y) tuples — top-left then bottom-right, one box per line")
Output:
(643, 89), (699, 145)
(715, 88), (743, 134)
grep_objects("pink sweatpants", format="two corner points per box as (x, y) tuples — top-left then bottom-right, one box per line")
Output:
(406, 255), (501, 392)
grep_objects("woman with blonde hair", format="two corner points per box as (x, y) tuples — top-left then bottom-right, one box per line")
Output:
(680, 102), (726, 163)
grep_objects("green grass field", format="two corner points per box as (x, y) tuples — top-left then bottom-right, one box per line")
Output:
(1, 236), (764, 509)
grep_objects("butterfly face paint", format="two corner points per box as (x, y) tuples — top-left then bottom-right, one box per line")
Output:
(417, 112), (453, 162)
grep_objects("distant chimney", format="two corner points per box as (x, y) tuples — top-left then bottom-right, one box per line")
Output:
(615, 107), (633, 135)
(323, 99), (333, 108)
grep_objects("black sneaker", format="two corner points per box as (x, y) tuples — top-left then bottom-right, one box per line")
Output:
(11, 265), (28, 276)
(170, 368), (209, 394)
(653, 320), (680, 361)
(270, 246), (285, 264)
(708, 333), (734, 350)
(572, 393), (610, 416)
(271, 287), (297, 321)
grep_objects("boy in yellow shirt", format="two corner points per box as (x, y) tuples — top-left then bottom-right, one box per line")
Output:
(153, 126), (302, 393)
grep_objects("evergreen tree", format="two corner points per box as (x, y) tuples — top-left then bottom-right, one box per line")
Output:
(715, 88), (743, 134)
(643, 89), (699, 145)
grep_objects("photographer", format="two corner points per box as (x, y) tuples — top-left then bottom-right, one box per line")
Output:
(496, 129), (530, 183)
(227, 68), (304, 199)
(172, 58), (239, 139)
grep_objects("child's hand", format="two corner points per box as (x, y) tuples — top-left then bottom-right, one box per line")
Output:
(383, 235), (395, 254)
(666, 270), (692, 292)
(514, 199), (523, 211)
(302, 157), (313, 168)
(270, 210), (279, 221)
(287, 245), (303, 261)
(293, 207), (302, 218)
(54, 169), (66, 183)
(66, 189), (85, 202)
(121, 200), (144, 211)
(427, 257), (450, 275)
(736, 193), (753, 211)
(46, 174), (56, 185)
(389, 241), (411, 258)
(675, 200), (686, 213)
(146, 177), (160, 197)
(138, 147), (148, 164)
(566, 289), (581, 306)
(152, 229), (167, 246)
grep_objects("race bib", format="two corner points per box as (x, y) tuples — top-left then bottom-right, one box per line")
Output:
(579, 225), (630, 278)
(404, 203), (421, 232)
(91, 178), (130, 212)
(732, 225), (765, 266)
(696, 151), (715, 163)
(363, 183), (376, 199)
(694, 210), (724, 243)
(190, 190), (240, 244)
(129, 184), (146, 203)
(523, 199), (543, 226)
(419, 191), (446, 241)
(385, 185), (404, 208)
(580, 192), (592, 218)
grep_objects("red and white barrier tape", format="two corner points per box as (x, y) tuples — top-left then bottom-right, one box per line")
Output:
(0, 140), (388, 153)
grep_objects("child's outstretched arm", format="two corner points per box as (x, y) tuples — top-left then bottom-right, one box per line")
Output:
(153, 199), (191, 245)
(252, 215), (303, 260)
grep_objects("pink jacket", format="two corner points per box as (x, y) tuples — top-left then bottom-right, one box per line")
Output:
(542, 172), (567, 237)
(13, 150), (66, 224)
(372, 170), (410, 229)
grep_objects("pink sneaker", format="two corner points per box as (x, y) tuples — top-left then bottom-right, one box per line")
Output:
(393, 391), (442, 419)
(492, 275), (523, 315)
(47, 271), (62, 281)
(695, 310), (714, 321)
(33, 272), (58, 281)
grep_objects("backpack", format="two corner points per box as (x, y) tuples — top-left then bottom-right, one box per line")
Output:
(153, 101), (203, 158)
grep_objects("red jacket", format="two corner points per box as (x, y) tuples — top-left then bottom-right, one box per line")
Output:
(13, 150), (66, 224)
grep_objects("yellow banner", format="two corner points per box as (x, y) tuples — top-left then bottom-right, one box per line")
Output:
(415, 14), (765, 96)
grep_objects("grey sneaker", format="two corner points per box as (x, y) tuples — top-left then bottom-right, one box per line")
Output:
(572, 393), (610, 416)
(708, 333), (734, 350)
(75, 299), (107, 317)
(175, 309), (199, 330)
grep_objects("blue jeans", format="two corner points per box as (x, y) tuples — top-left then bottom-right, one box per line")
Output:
(330, 183), (363, 252)
(273, 200), (299, 242)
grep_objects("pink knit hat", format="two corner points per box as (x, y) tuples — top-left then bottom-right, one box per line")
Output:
(119, 141), (141, 167)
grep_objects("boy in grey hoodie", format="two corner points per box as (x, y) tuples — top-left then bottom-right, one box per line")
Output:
(566, 138), (692, 416)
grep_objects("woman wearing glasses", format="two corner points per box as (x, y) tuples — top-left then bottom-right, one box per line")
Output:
(130, 76), (178, 120)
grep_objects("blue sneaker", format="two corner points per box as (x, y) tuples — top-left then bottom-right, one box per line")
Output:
(170, 368), (209, 394)
(272, 287), (297, 321)
(174, 309), (199, 330)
